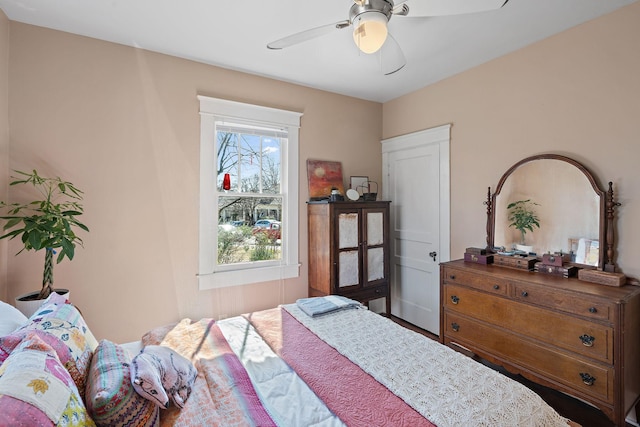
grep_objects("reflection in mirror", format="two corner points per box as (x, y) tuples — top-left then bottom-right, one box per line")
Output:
(491, 155), (604, 268)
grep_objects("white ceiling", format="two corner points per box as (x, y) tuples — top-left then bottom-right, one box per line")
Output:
(1, 0), (636, 103)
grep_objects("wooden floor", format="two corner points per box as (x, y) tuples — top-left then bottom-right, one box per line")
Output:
(389, 315), (633, 427)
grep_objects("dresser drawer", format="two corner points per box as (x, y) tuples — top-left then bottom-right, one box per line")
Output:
(444, 313), (613, 403)
(340, 283), (389, 303)
(442, 266), (509, 295)
(444, 285), (613, 363)
(512, 282), (613, 322)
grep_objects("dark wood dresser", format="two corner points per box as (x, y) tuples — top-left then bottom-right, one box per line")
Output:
(308, 201), (390, 314)
(440, 259), (640, 426)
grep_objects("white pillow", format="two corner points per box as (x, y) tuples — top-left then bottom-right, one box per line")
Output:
(120, 340), (143, 358)
(0, 300), (29, 336)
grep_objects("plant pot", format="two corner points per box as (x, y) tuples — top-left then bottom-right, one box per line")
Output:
(15, 289), (70, 318)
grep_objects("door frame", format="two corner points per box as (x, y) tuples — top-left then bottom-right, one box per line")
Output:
(381, 124), (451, 325)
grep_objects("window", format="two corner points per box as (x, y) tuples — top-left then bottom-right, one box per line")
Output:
(198, 96), (302, 289)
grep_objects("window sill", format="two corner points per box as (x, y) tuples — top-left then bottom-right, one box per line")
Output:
(198, 263), (300, 290)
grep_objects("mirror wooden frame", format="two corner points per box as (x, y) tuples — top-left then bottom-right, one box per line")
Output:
(485, 154), (620, 272)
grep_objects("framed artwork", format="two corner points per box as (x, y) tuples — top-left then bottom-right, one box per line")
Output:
(350, 176), (369, 194)
(307, 159), (345, 200)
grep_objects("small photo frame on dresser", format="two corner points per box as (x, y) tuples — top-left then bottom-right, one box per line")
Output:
(350, 176), (369, 195)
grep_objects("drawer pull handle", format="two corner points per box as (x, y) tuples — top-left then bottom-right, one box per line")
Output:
(589, 307), (598, 314)
(521, 291), (528, 297)
(451, 295), (460, 305)
(579, 334), (595, 347)
(493, 284), (500, 290)
(451, 322), (460, 332)
(579, 373), (596, 386)
(449, 275), (456, 280)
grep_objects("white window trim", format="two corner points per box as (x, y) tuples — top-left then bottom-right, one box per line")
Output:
(198, 96), (302, 290)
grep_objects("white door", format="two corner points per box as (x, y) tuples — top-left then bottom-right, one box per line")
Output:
(382, 125), (450, 335)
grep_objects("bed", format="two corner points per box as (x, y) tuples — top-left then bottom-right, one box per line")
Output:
(0, 294), (578, 427)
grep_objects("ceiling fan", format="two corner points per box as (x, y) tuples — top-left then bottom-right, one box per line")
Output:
(267, 0), (510, 75)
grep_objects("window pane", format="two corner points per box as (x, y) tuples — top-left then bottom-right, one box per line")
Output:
(217, 132), (239, 191)
(217, 195), (282, 265)
(215, 121), (285, 267)
(217, 128), (283, 195)
(240, 134), (262, 193)
(261, 137), (281, 194)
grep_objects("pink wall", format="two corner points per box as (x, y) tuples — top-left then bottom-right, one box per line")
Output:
(3, 2), (640, 343)
(5, 22), (382, 343)
(0, 9), (8, 302)
(383, 2), (640, 279)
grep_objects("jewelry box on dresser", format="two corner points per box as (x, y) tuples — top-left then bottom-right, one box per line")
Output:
(440, 154), (640, 426)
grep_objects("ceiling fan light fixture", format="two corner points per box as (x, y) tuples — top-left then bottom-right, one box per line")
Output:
(352, 11), (388, 54)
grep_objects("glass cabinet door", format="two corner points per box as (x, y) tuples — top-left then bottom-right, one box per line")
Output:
(366, 211), (385, 281)
(338, 212), (359, 249)
(367, 211), (384, 245)
(338, 251), (359, 287)
(338, 212), (359, 288)
(336, 209), (386, 288)
(367, 247), (384, 281)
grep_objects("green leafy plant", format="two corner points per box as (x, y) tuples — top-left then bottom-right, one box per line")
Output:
(250, 232), (279, 261)
(217, 227), (249, 264)
(507, 199), (540, 245)
(0, 170), (89, 300)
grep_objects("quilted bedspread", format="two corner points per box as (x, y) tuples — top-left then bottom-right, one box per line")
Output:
(142, 305), (573, 427)
(246, 308), (434, 427)
(280, 304), (572, 427)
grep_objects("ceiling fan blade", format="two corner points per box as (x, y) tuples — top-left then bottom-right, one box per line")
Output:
(396, 0), (509, 18)
(392, 3), (410, 16)
(267, 20), (350, 50)
(380, 33), (406, 75)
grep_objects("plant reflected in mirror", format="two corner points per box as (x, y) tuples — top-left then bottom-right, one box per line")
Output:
(507, 199), (540, 245)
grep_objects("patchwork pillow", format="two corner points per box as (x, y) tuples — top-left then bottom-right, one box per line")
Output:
(3, 293), (99, 400)
(0, 299), (29, 336)
(0, 329), (86, 397)
(0, 332), (95, 426)
(29, 292), (88, 328)
(85, 339), (159, 427)
(131, 345), (197, 409)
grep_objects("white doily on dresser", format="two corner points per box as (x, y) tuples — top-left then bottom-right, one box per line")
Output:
(284, 304), (570, 427)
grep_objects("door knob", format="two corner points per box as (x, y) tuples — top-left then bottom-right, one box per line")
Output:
(429, 251), (437, 261)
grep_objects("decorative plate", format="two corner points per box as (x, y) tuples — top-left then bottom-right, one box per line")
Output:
(346, 189), (360, 201)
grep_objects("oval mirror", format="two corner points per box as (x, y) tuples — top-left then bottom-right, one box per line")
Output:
(489, 154), (606, 268)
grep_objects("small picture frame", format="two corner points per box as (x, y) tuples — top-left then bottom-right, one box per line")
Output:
(350, 176), (369, 195)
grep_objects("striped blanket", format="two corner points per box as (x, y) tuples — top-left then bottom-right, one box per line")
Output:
(141, 318), (275, 427)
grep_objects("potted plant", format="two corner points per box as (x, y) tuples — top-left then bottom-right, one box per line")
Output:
(507, 199), (540, 253)
(0, 170), (89, 315)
